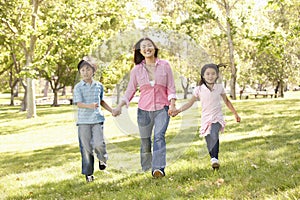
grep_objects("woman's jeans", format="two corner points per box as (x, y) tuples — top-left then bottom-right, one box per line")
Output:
(137, 106), (170, 171)
(78, 123), (108, 175)
(205, 122), (221, 159)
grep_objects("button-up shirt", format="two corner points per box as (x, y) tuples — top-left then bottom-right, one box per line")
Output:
(123, 59), (176, 111)
(193, 84), (226, 136)
(73, 80), (105, 124)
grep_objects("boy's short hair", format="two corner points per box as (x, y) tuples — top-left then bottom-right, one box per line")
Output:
(77, 56), (98, 72)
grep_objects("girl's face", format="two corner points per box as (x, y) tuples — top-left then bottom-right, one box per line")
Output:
(203, 67), (218, 84)
(79, 65), (94, 82)
(140, 40), (155, 58)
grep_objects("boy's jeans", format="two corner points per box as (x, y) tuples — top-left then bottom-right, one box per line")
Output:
(78, 123), (108, 175)
(137, 106), (170, 171)
(205, 122), (221, 159)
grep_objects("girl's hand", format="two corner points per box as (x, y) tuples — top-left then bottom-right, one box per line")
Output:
(235, 115), (241, 122)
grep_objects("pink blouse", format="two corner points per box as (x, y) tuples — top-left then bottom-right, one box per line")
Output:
(123, 59), (176, 111)
(193, 84), (226, 136)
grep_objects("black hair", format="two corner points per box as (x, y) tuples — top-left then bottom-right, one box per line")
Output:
(77, 60), (95, 72)
(133, 37), (159, 65)
(198, 63), (226, 87)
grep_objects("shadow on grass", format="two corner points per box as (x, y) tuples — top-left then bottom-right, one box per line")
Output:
(0, 144), (79, 177)
(0, 105), (74, 121)
(3, 129), (300, 199)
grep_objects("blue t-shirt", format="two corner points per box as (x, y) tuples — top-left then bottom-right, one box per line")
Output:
(73, 80), (105, 124)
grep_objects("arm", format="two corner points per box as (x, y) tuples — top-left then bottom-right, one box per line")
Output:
(100, 100), (113, 113)
(77, 102), (98, 109)
(221, 93), (241, 122)
(168, 98), (177, 116)
(165, 62), (177, 116)
(113, 70), (137, 116)
(173, 95), (198, 116)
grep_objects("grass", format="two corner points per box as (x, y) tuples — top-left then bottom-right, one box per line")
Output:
(0, 92), (300, 199)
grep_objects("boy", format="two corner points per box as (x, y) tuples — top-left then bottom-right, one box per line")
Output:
(73, 56), (113, 182)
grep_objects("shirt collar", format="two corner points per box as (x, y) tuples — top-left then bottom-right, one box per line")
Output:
(141, 58), (160, 66)
(80, 79), (96, 86)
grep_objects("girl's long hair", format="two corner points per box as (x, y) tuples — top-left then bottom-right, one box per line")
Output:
(133, 37), (159, 65)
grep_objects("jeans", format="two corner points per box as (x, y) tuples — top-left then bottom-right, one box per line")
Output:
(205, 122), (221, 159)
(137, 106), (170, 171)
(78, 123), (108, 175)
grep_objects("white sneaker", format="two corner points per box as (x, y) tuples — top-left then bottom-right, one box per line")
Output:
(85, 175), (94, 182)
(211, 158), (220, 169)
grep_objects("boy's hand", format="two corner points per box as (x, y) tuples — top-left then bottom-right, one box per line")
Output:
(91, 103), (99, 109)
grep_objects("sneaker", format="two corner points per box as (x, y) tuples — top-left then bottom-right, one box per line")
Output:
(99, 160), (107, 170)
(152, 169), (165, 178)
(211, 158), (220, 169)
(85, 175), (94, 183)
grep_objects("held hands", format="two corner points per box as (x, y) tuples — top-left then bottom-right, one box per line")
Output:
(168, 105), (181, 117)
(112, 106), (122, 117)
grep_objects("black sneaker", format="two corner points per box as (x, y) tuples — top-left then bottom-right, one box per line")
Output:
(152, 169), (165, 178)
(99, 160), (107, 170)
(85, 175), (94, 183)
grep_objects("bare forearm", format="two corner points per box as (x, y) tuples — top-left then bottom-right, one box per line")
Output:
(100, 100), (113, 113)
(77, 102), (95, 109)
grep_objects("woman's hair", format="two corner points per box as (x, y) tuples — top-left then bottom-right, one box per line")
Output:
(133, 37), (159, 65)
(198, 63), (226, 86)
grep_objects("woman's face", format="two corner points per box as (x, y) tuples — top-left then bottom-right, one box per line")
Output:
(79, 65), (94, 82)
(140, 40), (155, 58)
(203, 67), (218, 84)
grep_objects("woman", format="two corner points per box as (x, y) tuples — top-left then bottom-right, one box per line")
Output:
(113, 37), (177, 178)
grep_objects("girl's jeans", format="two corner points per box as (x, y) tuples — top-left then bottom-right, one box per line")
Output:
(137, 106), (170, 171)
(205, 122), (221, 159)
(78, 123), (108, 175)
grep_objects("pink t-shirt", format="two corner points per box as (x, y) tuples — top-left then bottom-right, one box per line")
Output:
(123, 59), (176, 111)
(193, 84), (226, 136)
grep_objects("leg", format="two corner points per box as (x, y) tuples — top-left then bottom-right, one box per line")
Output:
(152, 106), (170, 172)
(137, 108), (154, 171)
(78, 124), (94, 176)
(205, 122), (221, 159)
(92, 123), (108, 164)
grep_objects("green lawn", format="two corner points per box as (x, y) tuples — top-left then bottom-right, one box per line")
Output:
(0, 92), (300, 199)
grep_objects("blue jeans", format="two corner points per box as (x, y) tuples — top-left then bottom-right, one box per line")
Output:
(78, 123), (108, 175)
(205, 122), (221, 159)
(137, 106), (170, 171)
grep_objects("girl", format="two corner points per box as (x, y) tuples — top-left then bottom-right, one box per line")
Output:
(174, 63), (240, 170)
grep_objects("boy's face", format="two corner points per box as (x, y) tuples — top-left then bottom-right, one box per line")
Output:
(79, 65), (94, 82)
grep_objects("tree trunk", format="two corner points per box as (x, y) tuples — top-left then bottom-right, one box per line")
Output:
(225, 2), (237, 100)
(116, 83), (120, 105)
(44, 80), (49, 97)
(20, 79), (27, 111)
(25, 0), (39, 118)
(26, 78), (37, 118)
(52, 89), (59, 107)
